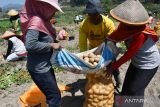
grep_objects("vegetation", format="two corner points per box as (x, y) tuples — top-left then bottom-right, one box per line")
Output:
(0, 70), (31, 89)
(0, 19), (11, 34)
(55, 6), (84, 26)
(0, 6), (83, 89)
(0, 2), (160, 90)
(144, 3), (160, 19)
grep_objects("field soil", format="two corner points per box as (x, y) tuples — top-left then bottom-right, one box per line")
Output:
(0, 25), (160, 107)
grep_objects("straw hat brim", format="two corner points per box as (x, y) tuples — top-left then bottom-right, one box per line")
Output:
(8, 9), (19, 16)
(38, 0), (64, 13)
(110, 10), (149, 25)
(0, 31), (16, 39)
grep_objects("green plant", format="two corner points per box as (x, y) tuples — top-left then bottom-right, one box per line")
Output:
(143, 3), (160, 19)
(0, 70), (31, 89)
(10, 70), (31, 85)
(55, 6), (84, 26)
(0, 19), (11, 33)
(119, 42), (127, 53)
(52, 65), (64, 73)
(0, 73), (13, 89)
(103, 0), (118, 14)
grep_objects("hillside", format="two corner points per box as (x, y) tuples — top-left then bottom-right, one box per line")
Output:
(2, 3), (23, 12)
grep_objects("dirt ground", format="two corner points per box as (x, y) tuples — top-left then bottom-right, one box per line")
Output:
(0, 63), (160, 107)
(0, 25), (160, 107)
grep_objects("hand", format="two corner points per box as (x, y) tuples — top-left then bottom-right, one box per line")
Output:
(50, 43), (61, 50)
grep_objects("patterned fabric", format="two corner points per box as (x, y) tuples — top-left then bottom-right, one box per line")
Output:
(51, 42), (118, 74)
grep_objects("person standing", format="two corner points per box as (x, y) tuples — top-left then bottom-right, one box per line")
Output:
(107, 0), (160, 106)
(79, 0), (121, 88)
(20, 0), (63, 106)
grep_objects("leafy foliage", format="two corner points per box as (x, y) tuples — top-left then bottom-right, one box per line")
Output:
(55, 6), (84, 26)
(70, 0), (88, 6)
(143, 3), (160, 19)
(102, 0), (118, 14)
(0, 19), (11, 33)
(0, 70), (31, 89)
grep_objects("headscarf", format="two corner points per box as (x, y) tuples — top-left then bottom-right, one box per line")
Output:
(20, 0), (58, 37)
(108, 23), (158, 42)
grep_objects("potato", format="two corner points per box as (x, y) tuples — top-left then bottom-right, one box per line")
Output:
(88, 89), (94, 94)
(87, 99), (93, 103)
(96, 54), (101, 58)
(84, 57), (89, 62)
(94, 57), (100, 62)
(88, 53), (95, 58)
(105, 86), (112, 93)
(97, 95), (104, 100)
(79, 55), (83, 59)
(108, 90), (114, 99)
(103, 95), (108, 99)
(102, 100), (107, 105)
(86, 104), (92, 107)
(93, 62), (98, 66)
(83, 54), (88, 58)
(89, 63), (94, 66)
(99, 88), (106, 95)
(97, 101), (104, 106)
(93, 98), (99, 102)
(92, 85), (99, 94)
(89, 57), (94, 63)
(104, 104), (113, 107)
(91, 102), (97, 106)
(93, 94), (98, 98)
(89, 95), (93, 99)
(83, 70), (114, 107)
(108, 98), (114, 105)
(104, 89), (110, 95)
(108, 83), (114, 89)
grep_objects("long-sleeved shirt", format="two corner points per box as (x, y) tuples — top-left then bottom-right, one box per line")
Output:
(25, 29), (54, 73)
(79, 15), (115, 52)
(111, 32), (160, 70)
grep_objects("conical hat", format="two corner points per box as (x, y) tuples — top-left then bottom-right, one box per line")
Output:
(7, 9), (19, 16)
(110, 0), (149, 25)
(0, 31), (16, 39)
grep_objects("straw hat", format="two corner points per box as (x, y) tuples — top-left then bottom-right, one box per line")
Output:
(83, 0), (103, 14)
(7, 9), (19, 16)
(110, 0), (149, 25)
(0, 31), (16, 39)
(37, 0), (63, 13)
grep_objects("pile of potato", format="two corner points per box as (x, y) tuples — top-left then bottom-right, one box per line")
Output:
(154, 21), (160, 36)
(79, 53), (101, 66)
(83, 71), (114, 107)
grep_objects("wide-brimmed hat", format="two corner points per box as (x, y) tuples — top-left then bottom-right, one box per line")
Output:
(7, 9), (19, 16)
(0, 31), (16, 39)
(37, 0), (63, 13)
(110, 0), (149, 25)
(83, 0), (103, 14)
